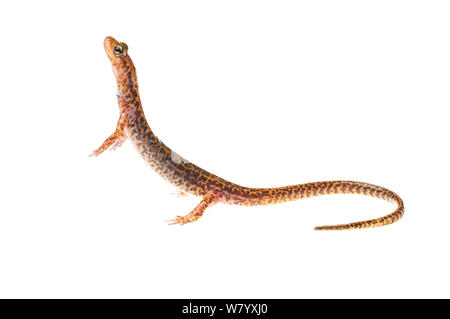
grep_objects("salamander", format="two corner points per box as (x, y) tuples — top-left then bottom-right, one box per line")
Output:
(91, 36), (404, 230)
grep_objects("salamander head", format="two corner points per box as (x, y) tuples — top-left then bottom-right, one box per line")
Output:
(104, 36), (138, 96)
(104, 36), (129, 62)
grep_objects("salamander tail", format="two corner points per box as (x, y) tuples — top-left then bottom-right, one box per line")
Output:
(310, 181), (404, 230)
(246, 180), (404, 230)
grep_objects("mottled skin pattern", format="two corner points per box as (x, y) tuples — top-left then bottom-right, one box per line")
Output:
(92, 36), (405, 230)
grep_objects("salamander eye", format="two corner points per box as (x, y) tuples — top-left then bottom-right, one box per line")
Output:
(113, 42), (128, 56)
(113, 45), (123, 55)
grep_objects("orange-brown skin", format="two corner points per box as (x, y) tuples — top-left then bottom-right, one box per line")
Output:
(92, 36), (405, 230)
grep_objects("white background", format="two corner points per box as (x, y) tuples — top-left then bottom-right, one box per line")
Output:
(0, 0), (449, 298)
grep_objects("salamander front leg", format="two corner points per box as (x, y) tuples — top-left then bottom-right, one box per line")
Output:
(111, 130), (128, 151)
(90, 111), (127, 157)
(167, 192), (218, 225)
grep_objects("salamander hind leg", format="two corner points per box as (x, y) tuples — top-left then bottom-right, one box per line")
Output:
(170, 190), (189, 197)
(167, 192), (218, 225)
(90, 111), (128, 157)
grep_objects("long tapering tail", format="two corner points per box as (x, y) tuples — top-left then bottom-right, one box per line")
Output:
(245, 181), (404, 230)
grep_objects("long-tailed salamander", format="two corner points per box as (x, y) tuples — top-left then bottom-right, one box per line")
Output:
(91, 36), (404, 230)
